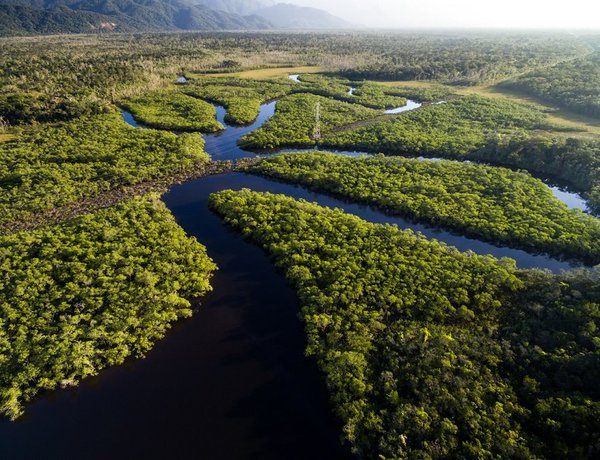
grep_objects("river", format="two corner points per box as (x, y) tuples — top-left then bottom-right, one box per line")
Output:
(0, 90), (592, 460)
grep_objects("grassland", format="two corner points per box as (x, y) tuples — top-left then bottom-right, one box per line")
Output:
(197, 66), (325, 80)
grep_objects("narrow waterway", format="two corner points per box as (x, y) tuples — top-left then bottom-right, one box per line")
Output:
(0, 173), (353, 459)
(121, 100), (592, 215)
(384, 98), (422, 113)
(547, 182), (590, 212)
(1, 90), (593, 460)
(118, 101), (589, 269)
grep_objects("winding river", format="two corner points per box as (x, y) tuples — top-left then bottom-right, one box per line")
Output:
(0, 91), (593, 460)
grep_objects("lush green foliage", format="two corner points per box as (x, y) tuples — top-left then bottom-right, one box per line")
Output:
(240, 93), (381, 149)
(473, 135), (600, 214)
(346, 81), (407, 108)
(290, 73), (354, 97)
(0, 92), (110, 125)
(210, 189), (600, 459)
(184, 77), (295, 124)
(375, 83), (452, 103)
(0, 194), (216, 419)
(2, 34), (600, 456)
(184, 74), (407, 126)
(2, 33), (586, 108)
(246, 153), (600, 262)
(331, 34), (589, 84)
(1, 38), (153, 100)
(187, 86), (261, 126)
(122, 91), (223, 132)
(501, 269), (600, 458)
(0, 110), (209, 223)
(501, 52), (600, 118)
(321, 95), (553, 157)
(295, 74), (407, 109)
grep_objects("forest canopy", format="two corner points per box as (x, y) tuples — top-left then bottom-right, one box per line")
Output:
(320, 94), (554, 157)
(210, 189), (600, 459)
(240, 93), (382, 149)
(1, 32), (600, 460)
(121, 91), (223, 132)
(501, 51), (600, 118)
(0, 194), (216, 420)
(245, 152), (600, 263)
(0, 110), (209, 224)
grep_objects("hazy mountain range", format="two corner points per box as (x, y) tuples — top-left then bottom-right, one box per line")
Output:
(0, 0), (350, 35)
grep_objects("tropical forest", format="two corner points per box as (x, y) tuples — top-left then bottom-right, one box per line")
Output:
(0, 6), (599, 459)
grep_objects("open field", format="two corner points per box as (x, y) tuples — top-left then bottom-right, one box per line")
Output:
(198, 65), (325, 80)
(454, 85), (600, 137)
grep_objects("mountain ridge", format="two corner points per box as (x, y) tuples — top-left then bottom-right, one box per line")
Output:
(0, 0), (274, 35)
(254, 2), (349, 29)
(195, 0), (350, 29)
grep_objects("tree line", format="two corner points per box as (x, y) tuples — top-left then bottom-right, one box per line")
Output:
(501, 52), (600, 119)
(244, 152), (600, 263)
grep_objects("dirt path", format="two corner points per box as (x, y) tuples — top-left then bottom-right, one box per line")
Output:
(0, 158), (259, 235)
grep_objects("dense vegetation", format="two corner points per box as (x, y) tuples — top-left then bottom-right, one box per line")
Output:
(329, 34), (589, 84)
(0, 32), (589, 110)
(473, 135), (600, 215)
(210, 189), (600, 459)
(0, 91), (110, 125)
(234, 92), (558, 158)
(240, 93), (381, 149)
(372, 82), (452, 103)
(184, 74), (408, 126)
(321, 95), (554, 156)
(184, 77), (295, 124)
(0, 110), (209, 223)
(501, 51), (600, 118)
(0, 194), (216, 419)
(122, 91), (223, 132)
(0, 0), (272, 36)
(342, 81), (407, 108)
(501, 269), (600, 458)
(245, 153), (600, 262)
(1, 33), (600, 459)
(294, 74), (408, 109)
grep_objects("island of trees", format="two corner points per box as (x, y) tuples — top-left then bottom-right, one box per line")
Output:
(210, 188), (600, 459)
(244, 152), (600, 263)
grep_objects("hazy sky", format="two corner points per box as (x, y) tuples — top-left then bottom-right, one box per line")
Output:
(288, 0), (600, 29)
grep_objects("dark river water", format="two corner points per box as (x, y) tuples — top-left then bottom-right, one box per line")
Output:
(0, 94), (592, 459)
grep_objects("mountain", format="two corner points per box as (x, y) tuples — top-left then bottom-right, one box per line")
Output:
(253, 3), (349, 29)
(0, 0), (273, 35)
(0, 3), (130, 34)
(0, 0), (350, 35)
(195, 0), (349, 29)
(193, 0), (266, 15)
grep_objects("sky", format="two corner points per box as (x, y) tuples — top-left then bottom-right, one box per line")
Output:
(288, 0), (600, 29)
